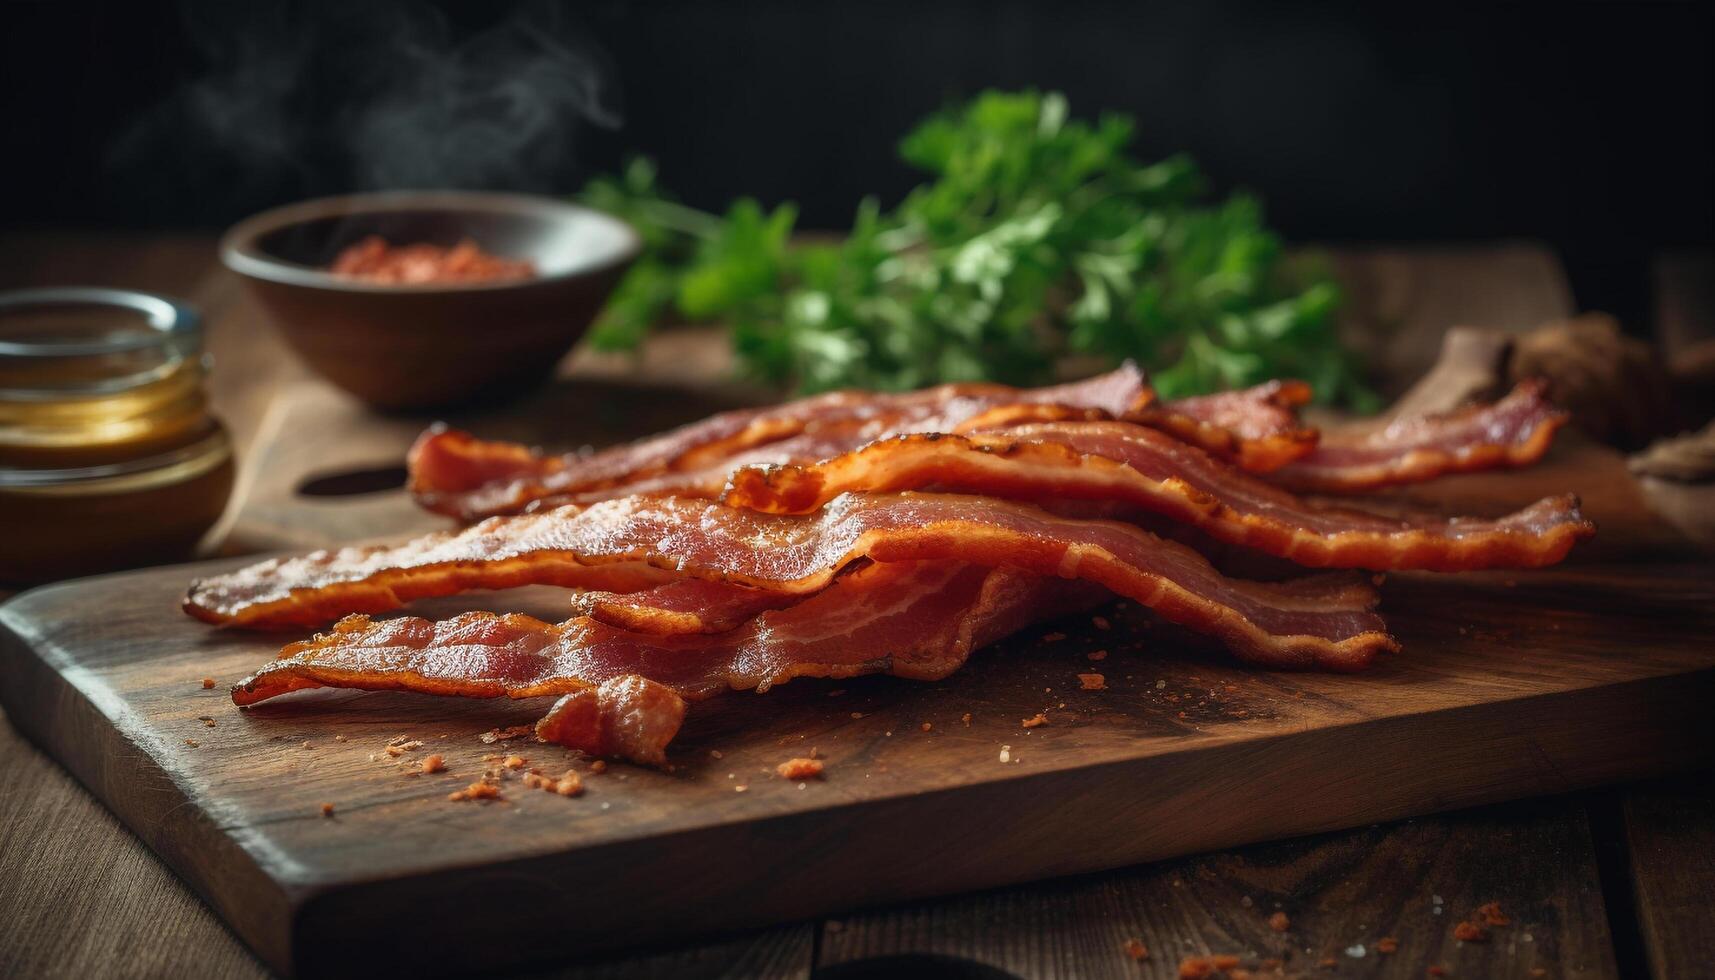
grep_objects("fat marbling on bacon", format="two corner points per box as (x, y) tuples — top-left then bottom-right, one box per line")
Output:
(231, 561), (1109, 764)
(191, 492), (1398, 669)
(409, 363), (1154, 520)
(719, 422), (1593, 571)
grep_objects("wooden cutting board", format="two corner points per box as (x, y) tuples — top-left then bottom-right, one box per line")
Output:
(3, 367), (1712, 977)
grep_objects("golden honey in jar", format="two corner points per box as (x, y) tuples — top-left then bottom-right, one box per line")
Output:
(0, 288), (235, 584)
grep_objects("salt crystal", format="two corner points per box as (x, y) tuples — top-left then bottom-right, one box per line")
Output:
(1156, 680), (1167, 689)
(1345, 944), (1366, 958)
(999, 745), (1012, 763)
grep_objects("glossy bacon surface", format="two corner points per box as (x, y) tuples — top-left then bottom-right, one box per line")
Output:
(567, 578), (800, 635)
(230, 561), (1108, 761)
(1272, 381), (1569, 493)
(721, 422), (1593, 571)
(1133, 380), (1319, 473)
(410, 364), (1152, 519)
(190, 492), (1396, 668)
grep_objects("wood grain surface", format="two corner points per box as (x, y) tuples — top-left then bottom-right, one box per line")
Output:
(2, 237), (1708, 980)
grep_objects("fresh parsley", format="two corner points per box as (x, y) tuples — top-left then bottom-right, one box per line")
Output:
(582, 89), (1372, 406)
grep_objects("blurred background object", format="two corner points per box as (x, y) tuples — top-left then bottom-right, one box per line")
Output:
(3, 0), (1710, 332)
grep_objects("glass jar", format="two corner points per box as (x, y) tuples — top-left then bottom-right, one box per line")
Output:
(0, 288), (235, 584)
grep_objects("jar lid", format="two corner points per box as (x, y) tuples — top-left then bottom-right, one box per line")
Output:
(0, 287), (204, 400)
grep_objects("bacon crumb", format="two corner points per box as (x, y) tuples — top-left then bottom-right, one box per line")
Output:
(1042, 631), (1066, 642)
(198, 717), (216, 728)
(1087, 650), (1109, 661)
(1093, 615), (1111, 630)
(1318, 957), (1337, 968)
(554, 771), (583, 796)
(301, 741), (311, 749)
(921, 722), (933, 732)
(1476, 901), (1510, 926)
(1268, 911), (1290, 932)
(421, 754), (446, 774)
(850, 712), (865, 719)
(1022, 713), (1049, 728)
(776, 757), (823, 780)
(1528, 969), (1547, 978)
(333, 734), (348, 743)
(961, 712), (972, 726)
(589, 760), (607, 774)
(184, 738), (199, 748)
(319, 803), (334, 818)
(1178, 954), (1241, 978)
(448, 782), (502, 802)
(478, 725), (534, 744)
(384, 739), (423, 757)
(503, 755), (526, 770)
(734, 784), (748, 792)
(1079, 672), (1107, 690)
(1374, 937), (1398, 954)
(1453, 921), (1488, 943)
(1123, 938), (1149, 961)
(200, 678), (216, 689)
(710, 749), (724, 759)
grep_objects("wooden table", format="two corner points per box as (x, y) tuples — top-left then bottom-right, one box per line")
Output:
(1, 234), (1709, 979)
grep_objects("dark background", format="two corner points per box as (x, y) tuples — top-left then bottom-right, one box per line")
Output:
(3, 0), (1711, 327)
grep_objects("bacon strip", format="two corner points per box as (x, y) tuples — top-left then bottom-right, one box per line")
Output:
(1133, 380), (1318, 473)
(721, 423), (1593, 572)
(1271, 381), (1568, 493)
(410, 364), (1152, 519)
(190, 492), (1396, 668)
(230, 561), (1109, 761)
(568, 578), (800, 635)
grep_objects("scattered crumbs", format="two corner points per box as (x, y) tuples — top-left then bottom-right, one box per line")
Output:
(1453, 921), (1488, 943)
(447, 782), (502, 802)
(387, 734), (411, 746)
(776, 757), (824, 780)
(503, 755), (527, 770)
(1476, 901), (1511, 926)
(478, 725), (534, 744)
(384, 739), (423, 757)
(1156, 679), (1167, 689)
(998, 745), (1012, 763)
(960, 712), (972, 727)
(850, 712), (865, 720)
(1318, 956), (1337, 968)
(1042, 631), (1066, 642)
(421, 754), (446, 774)
(710, 749), (724, 759)
(1268, 911), (1290, 932)
(589, 760), (607, 774)
(1087, 650), (1108, 662)
(1079, 673), (1107, 691)
(884, 731), (892, 737)
(734, 785), (748, 793)
(198, 717), (216, 728)
(319, 803), (335, 818)
(1022, 713), (1049, 729)
(184, 738), (199, 748)
(797, 783), (807, 790)
(199, 677), (216, 690)
(1122, 938), (1149, 961)
(333, 734), (348, 743)
(1345, 943), (1366, 958)
(301, 741), (312, 750)
(921, 722), (933, 732)
(599, 801), (611, 810)
(1177, 954), (1240, 978)
(1092, 615), (1110, 630)
(808, 746), (821, 759)
(1375, 937), (1397, 954)
(1522, 932), (1534, 943)
(553, 771), (584, 796)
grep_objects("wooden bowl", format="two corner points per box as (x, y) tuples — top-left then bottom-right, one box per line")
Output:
(221, 191), (640, 410)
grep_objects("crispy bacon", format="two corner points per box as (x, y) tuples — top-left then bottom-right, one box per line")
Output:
(231, 561), (1107, 761)
(568, 578), (799, 635)
(1271, 381), (1568, 493)
(1133, 380), (1318, 473)
(721, 423), (1593, 571)
(410, 364), (1152, 519)
(190, 492), (1396, 668)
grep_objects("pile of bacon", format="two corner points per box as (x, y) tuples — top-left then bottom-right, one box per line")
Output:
(185, 364), (1593, 765)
